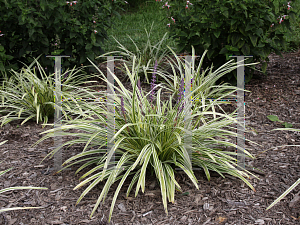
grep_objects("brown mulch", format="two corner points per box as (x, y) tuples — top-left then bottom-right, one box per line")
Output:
(0, 51), (300, 225)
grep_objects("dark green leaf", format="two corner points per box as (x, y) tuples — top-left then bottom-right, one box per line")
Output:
(70, 32), (77, 39)
(249, 34), (258, 47)
(219, 47), (228, 54)
(245, 23), (254, 31)
(240, 4), (247, 10)
(203, 34), (211, 45)
(0, 62), (5, 72)
(261, 62), (267, 74)
(237, 40), (245, 49)
(85, 43), (93, 50)
(241, 44), (250, 55)
(213, 30), (221, 38)
(289, 11), (296, 22)
(255, 28), (263, 37)
(207, 49), (215, 59)
(222, 10), (229, 18)
(264, 15), (272, 22)
(231, 34), (241, 46)
(257, 42), (265, 48)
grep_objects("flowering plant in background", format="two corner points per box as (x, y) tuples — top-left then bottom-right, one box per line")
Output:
(157, 0), (299, 84)
(0, 0), (126, 75)
(34, 54), (258, 222)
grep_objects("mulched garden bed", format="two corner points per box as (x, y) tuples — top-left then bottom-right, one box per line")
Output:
(0, 51), (299, 225)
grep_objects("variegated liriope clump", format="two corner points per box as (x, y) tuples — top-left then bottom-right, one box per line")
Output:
(34, 54), (258, 222)
(0, 57), (101, 128)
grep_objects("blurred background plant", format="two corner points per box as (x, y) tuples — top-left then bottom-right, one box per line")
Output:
(158, 0), (300, 84)
(0, 0), (126, 79)
(33, 55), (258, 222)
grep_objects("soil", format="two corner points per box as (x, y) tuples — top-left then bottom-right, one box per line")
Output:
(0, 50), (300, 225)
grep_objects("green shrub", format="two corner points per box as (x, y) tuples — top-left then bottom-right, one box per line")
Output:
(0, 0), (125, 77)
(159, 0), (298, 84)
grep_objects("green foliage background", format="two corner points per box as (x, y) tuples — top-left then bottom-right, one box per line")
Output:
(163, 0), (299, 84)
(0, 0), (125, 76)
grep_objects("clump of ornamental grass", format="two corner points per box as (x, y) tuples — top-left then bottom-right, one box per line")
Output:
(0, 140), (47, 213)
(33, 56), (258, 222)
(157, 46), (258, 116)
(0, 57), (101, 127)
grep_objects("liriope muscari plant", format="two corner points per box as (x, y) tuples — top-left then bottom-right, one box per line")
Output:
(0, 56), (102, 127)
(0, 140), (47, 213)
(156, 46), (259, 117)
(33, 55), (259, 222)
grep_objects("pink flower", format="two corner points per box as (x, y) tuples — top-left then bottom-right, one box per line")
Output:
(66, 1), (69, 4)
(186, 5), (188, 8)
(164, 2), (170, 8)
(124, 1), (128, 3)
(70, 2), (72, 6)
(73, 1), (77, 4)
(167, 23), (170, 27)
(94, 30), (97, 33)
(55, 43), (58, 46)
(279, 17), (283, 24)
(171, 17), (175, 23)
(270, 23), (274, 27)
(93, 20), (96, 23)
